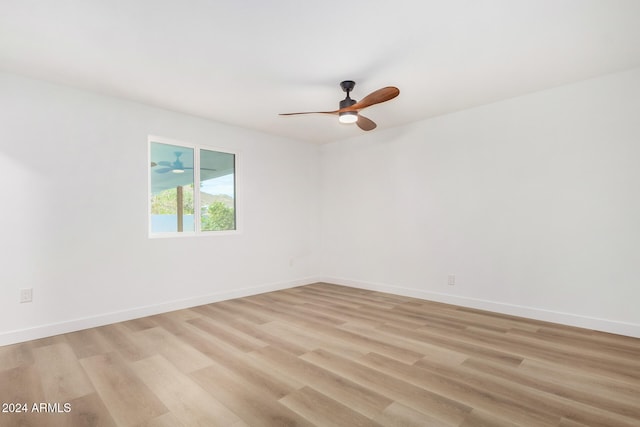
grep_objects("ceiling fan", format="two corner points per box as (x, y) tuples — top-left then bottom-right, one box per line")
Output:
(151, 152), (216, 174)
(280, 81), (400, 131)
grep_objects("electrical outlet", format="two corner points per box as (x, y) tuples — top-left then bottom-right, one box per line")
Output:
(447, 275), (456, 286)
(20, 288), (33, 303)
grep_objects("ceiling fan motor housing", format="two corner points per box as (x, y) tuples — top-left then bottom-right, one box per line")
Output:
(340, 97), (356, 109)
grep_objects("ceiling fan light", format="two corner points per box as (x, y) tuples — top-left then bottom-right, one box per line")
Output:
(172, 158), (184, 173)
(339, 112), (358, 124)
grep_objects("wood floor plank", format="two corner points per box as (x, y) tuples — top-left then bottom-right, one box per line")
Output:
(280, 288), (363, 310)
(144, 310), (202, 338)
(301, 348), (472, 426)
(134, 412), (186, 427)
(65, 392), (118, 427)
(297, 317), (425, 364)
(382, 323), (524, 366)
(419, 356), (640, 427)
(301, 300), (424, 331)
(373, 401), (451, 427)
(29, 334), (68, 349)
(186, 316), (267, 353)
(360, 352), (558, 426)
(33, 342), (95, 403)
(0, 341), (33, 373)
(234, 296), (426, 365)
(66, 327), (114, 359)
(215, 298), (279, 324)
(208, 299), (274, 325)
(250, 345), (393, 419)
(280, 386), (384, 427)
(507, 328), (640, 372)
(96, 323), (155, 362)
(222, 318), (309, 356)
(461, 358), (640, 425)
(133, 354), (243, 427)
(189, 304), (308, 355)
(339, 321), (468, 366)
(121, 316), (159, 333)
(301, 285), (402, 309)
(259, 320), (370, 359)
(135, 327), (212, 374)
(518, 358), (640, 400)
(186, 319), (306, 395)
(458, 408), (521, 427)
(273, 300), (348, 327)
(457, 326), (640, 382)
(451, 305), (547, 332)
(343, 301), (435, 328)
(190, 363), (316, 427)
(0, 365), (47, 427)
(251, 296), (348, 328)
(517, 327), (640, 359)
(80, 352), (168, 427)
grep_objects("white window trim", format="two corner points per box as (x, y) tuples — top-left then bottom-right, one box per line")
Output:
(148, 135), (241, 238)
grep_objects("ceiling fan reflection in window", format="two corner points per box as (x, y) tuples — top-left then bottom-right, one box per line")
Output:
(150, 152), (216, 174)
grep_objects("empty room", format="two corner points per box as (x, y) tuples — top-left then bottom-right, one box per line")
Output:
(1, 1), (639, 426)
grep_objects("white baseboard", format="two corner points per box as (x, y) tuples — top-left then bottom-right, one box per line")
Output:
(318, 276), (640, 338)
(4, 276), (638, 346)
(0, 277), (320, 347)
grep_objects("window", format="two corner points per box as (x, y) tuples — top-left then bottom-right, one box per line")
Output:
(149, 137), (237, 236)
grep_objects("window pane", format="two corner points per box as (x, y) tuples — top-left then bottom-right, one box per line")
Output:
(200, 149), (235, 231)
(150, 142), (195, 233)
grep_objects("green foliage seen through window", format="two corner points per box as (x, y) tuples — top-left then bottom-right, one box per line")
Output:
(202, 201), (235, 231)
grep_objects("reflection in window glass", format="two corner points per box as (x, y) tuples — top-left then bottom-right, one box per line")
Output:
(200, 149), (235, 231)
(150, 142), (195, 233)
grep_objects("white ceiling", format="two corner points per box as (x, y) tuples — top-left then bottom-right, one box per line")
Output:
(2, 0), (640, 144)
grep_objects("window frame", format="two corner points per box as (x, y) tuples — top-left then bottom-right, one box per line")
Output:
(148, 135), (240, 238)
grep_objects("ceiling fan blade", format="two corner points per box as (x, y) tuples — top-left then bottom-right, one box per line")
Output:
(342, 86), (400, 112)
(279, 111), (338, 116)
(356, 115), (377, 131)
(155, 167), (172, 173)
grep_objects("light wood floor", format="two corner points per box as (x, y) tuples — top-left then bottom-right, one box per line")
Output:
(1, 283), (639, 427)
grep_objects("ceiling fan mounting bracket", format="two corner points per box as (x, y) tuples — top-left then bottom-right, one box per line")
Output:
(340, 80), (356, 93)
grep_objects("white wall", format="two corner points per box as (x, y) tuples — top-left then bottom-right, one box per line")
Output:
(319, 68), (640, 337)
(0, 72), (320, 345)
